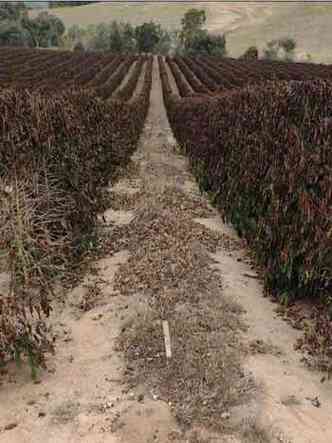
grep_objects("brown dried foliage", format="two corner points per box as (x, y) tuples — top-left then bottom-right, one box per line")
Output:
(0, 53), (152, 371)
(161, 65), (332, 357)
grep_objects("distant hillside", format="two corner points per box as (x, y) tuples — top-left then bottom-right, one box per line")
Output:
(226, 3), (332, 64)
(30, 2), (270, 35)
(31, 1), (332, 63)
(25, 1), (48, 8)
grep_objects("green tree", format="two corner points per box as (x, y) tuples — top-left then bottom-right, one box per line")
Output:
(87, 21), (135, 53)
(154, 28), (172, 55)
(0, 2), (34, 48)
(263, 40), (279, 60)
(65, 20), (171, 54)
(177, 8), (225, 56)
(50, 1), (99, 8)
(67, 24), (84, 43)
(180, 8), (206, 50)
(0, 20), (33, 47)
(186, 30), (226, 56)
(0, 2), (65, 49)
(109, 21), (123, 52)
(73, 40), (85, 52)
(240, 46), (259, 60)
(279, 37), (296, 53)
(65, 24), (88, 49)
(279, 37), (296, 61)
(121, 23), (136, 52)
(0, 2), (27, 22)
(89, 22), (110, 51)
(135, 22), (162, 53)
(263, 38), (296, 62)
(23, 11), (65, 47)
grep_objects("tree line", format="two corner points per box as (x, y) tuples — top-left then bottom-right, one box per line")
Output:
(0, 4), (226, 55)
(0, 2), (64, 47)
(68, 9), (227, 57)
(49, 1), (100, 8)
(0, 2), (298, 61)
(65, 8), (298, 61)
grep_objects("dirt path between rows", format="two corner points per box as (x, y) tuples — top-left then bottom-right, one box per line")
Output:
(1, 57), (332, 443)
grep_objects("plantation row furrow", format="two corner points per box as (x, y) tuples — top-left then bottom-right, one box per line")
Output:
(199, 56), (254, 88)
(158, 56), (180, 116)
(173, 56), (210, 95)
(35, 54), (104, 93)
(75, 55), (116, 87)
(108, 58), (139, 100)
(0, 51), (118, 91)
(43, 53), (96, 82)
(74, 54), (115, 86)
(30, 52), (87, 78)
(0, 48), (62, 67)
(219, 57), (332, 83)
(163, 55), (332, 95)
(94, 56), (137, 100)
(160, 61), (332, 311)
(129, 56), (153, 122)
(216, 57), (267, 86)
(182, 57), (219, 92)
(7, 52), (76, 78)
(1, 53), (79, 87)
(30, 55), (96, 91)
(166, 56), (193, 97)
(85, 54), (120, 87)
(192, 57), (236, 89)
(1, 54), (117, 93)
(113, 56), (146, 101)
(1, 51), (60, 73)
(259, 59), (331, 79)
(217, 58), (285, 81)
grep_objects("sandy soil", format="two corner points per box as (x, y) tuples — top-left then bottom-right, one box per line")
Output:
(1, 58), (332, 443)
(197, 218), (332, 442)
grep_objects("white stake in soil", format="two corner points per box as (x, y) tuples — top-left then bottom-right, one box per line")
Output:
(162, 320), (172, 359)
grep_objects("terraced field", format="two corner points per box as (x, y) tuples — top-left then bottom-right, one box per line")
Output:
(163, 54), (332, 95)
(0, 47), (152, 98)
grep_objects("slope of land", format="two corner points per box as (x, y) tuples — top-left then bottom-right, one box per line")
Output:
(30, 1), (271, 34)
(31, 2), (332, 63)
(226, 4), (332, 63)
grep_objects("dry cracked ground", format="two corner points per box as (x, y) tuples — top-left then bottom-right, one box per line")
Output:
(0, 58), (332, 443)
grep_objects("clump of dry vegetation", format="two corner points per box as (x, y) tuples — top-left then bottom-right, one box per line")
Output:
(0, 73), (151, 373)
(116, 187), (250, 431)
(240, 420), (273, 443)
(0, 174), (73, 374)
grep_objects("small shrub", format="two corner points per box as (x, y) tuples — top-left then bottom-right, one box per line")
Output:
(240, 46), (258, 60)
(73, 41), (85, 51)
